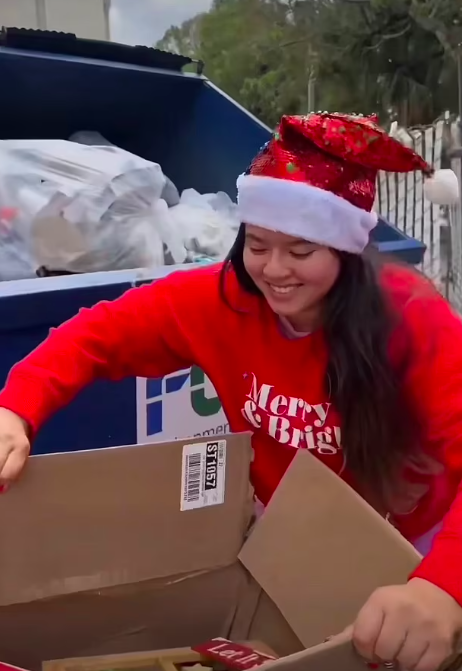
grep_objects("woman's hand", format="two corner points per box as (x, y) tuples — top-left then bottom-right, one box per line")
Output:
(0, 407), (30, 490)
(352, 578), (462, 671)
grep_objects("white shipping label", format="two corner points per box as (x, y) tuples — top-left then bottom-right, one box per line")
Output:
(181, 440), (227, 511)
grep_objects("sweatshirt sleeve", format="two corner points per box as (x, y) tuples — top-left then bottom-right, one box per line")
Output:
(0, 274), (196, 434)
(400, 290), (462, 603)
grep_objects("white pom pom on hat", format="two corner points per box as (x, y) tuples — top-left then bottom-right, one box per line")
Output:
(424, 168), (460, 206)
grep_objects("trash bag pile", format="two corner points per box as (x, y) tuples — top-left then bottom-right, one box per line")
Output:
(0, 133), (240, 281)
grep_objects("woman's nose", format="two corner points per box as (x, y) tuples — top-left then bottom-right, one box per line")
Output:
(262, 252), (291, 280)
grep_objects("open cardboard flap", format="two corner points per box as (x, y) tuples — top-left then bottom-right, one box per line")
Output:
(260, 630), (462, 671)
(239, 450), (422, 648)
(0, 434), (424, 671)
(261, 630), (366, 671)
(0, 434), (253, 605)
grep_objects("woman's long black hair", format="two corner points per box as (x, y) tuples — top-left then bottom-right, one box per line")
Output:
(220, 224), (433, 513)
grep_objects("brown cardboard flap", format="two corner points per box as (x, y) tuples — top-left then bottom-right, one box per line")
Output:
(262, 633), (462, 671)
(0, 434), (253, 606)
(261, 633), (364, 671)
(239, 450), (421, 648)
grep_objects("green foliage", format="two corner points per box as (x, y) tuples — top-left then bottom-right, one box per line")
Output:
(155, 15), (204, 57)
(155, 0), (462, 127)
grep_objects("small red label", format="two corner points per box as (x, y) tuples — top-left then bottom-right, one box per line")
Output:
(193, 638), (277, 670)
(0, 208), (18, 231)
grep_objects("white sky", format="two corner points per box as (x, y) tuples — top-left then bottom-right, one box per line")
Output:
(111, 0), (214, 46)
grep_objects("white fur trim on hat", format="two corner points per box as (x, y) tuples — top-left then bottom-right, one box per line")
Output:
(236, 174), (378, 254)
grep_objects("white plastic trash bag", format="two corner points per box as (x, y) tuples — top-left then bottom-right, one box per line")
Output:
(0, 208), (37, 280)
(0, 158), (60, 280)
(169, 189), (239, 260)
(69, 131), (181, 207)
(0, 139), (182, 274)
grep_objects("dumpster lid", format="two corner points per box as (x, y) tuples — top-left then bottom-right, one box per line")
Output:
(0, 27), (195, 72)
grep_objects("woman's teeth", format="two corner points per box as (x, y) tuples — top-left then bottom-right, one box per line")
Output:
(269, 285), (298, 295)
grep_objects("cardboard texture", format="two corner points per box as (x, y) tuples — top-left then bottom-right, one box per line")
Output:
(262, 634), (370, 671)
(239, 450), (422, 648)
(43, 640), (278, 671)
(43, 646), (208, 671)
(0, 434), (424, 671)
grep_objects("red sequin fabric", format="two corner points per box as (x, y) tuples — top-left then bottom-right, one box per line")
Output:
(249, 112), (431, 212)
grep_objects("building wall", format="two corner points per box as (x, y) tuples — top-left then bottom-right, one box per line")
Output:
(0, 0), (111, 40)
(0, 0), (38, 29)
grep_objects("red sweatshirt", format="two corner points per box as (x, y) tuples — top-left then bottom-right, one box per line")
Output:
(2, 262), (462, 602)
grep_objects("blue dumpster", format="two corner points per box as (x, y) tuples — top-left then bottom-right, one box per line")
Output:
(0, 33), (426, 454)
(0, 267), (206, 455)
(374, 216), (426, 266)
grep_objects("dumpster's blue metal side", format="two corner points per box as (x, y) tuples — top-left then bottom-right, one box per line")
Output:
(165, 81), (270, 196)
(0, 43), (427, 454)
(0, 267), (198, 455)
(0, 265), (194, 454)
(0, 275), (135, 454)
(373, 218), (426, 265)
(1, 343), (136, 455)
(0, 48), (201, 166)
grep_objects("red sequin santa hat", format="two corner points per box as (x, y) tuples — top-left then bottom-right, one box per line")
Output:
(237, 112), (459, 254)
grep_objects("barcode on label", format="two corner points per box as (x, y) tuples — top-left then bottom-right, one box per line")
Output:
(181, 440), (227, 511)
(184, 452), (202, 503)
(218, 442), (225, 463)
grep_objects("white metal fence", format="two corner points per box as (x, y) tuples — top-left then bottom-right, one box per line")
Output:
(447, 154), (462, 310)
(375, 115), (461, 299)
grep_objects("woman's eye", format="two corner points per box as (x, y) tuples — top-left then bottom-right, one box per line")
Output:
(291, 250), (315, 259)
(249, 247), (267, 254)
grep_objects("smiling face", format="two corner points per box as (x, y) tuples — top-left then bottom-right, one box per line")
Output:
(243, 224), (341, 330)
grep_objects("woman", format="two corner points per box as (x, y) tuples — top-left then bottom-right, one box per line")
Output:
(0, 112), (462, 671)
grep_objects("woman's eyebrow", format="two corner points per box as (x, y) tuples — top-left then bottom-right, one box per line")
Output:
(245, 232), (265, 243)
(291, 239), (316, 248)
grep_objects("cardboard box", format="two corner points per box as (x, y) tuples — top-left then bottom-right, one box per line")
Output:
(0, 433), (421, 671)
(43, 640), (278, 671)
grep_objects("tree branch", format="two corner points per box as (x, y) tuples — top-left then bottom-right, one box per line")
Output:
(364, 21), (412, 50)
